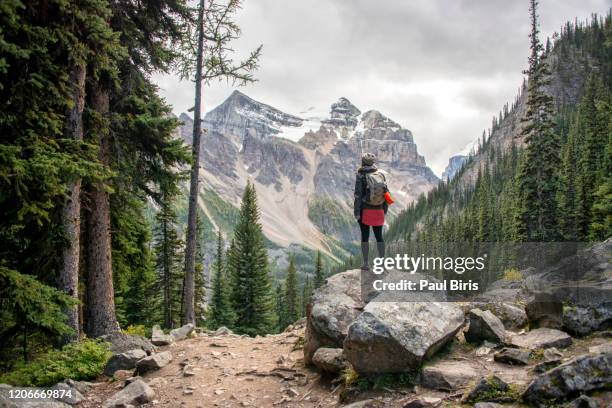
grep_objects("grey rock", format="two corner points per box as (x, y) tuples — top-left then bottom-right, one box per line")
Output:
(525, 292), (563, 329)
(494, 348), (531, 365)
(473, 403), (506, 408)
(341, 399), (384, 408)
(312, 348), (348, 374)
(401, 397), (442, 408)
(421, 359), (483, 391)
(104, 349), (147, 376)
(563, 302), (612, 336)
(150, 325), (174, 346)
(99, 332), (154, 355)
(214, 326), (233, 336)
(565, 395), (599, 408)
(588, 342), (612, 354)
(51, 380), (86, 405)
(543, 347), (563, 361)
(304, 270), (364, 365)
(343, 301), (464, 374)
(462, 375), (509, 403)
(477, 302), (528, 330)
(170, 323), (194, 341)
(511, 328), (572, 350)
(322, 97), (361, 129)
(135, 351), (172, 374)
(102, 379), (155, 408)
(465, 308), (507, 344)
(522, 352), (612, 405)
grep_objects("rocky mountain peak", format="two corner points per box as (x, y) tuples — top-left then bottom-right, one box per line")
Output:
(361, 110), (400, 131)
(323, 97), (361, 128)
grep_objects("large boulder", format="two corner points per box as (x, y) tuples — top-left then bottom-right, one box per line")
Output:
(563, 300), (612, 336)
(312, 348), (348, 374)
(525, 292), (563, 329)
(170, 323), (195, 341)
(135, 351), (172, 374)
(522, 352), (611, 406)
(510, 328), (572, 350)
(343, 301), (464, 374)
(102, 379), (155, 408)
(304, 270), (364, 364)
(103, 348), (147, 376)
(151, 325), (174, 346)
(465, 309), (507, 344)
(99, 332), (154, 355)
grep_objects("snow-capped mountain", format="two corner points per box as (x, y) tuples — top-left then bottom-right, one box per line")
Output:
(179, 91), (438, 258)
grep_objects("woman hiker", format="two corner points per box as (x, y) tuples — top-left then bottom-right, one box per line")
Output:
(354, 153), (392, 270)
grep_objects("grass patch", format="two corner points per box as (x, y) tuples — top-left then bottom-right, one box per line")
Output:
(0, 339), (112, 387)
(123, 324), (150, 338)
(502, 268), (523, 281)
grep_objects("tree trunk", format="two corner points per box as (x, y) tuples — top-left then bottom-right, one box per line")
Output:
(58, 63), (86, 343)
(183, 0), (205, 326)
(86, 81), (119, 337)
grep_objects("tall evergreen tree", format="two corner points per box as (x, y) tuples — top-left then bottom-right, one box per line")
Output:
(314, 250), (325, 289)
(515, 0), (560, 241)
(182, 0), (262, 325)
(207, 230), (235, 329)
(228, 181), (274, 335)
(154, 186), (184, 329)
(301, 276), (313, 317)
(279, 256), (299, 330)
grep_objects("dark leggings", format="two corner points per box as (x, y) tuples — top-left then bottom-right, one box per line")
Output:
(359, 221), (383, 243)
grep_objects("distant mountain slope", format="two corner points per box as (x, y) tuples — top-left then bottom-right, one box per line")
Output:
(178, 91), (438, 259)
(385, 13), (611, 243)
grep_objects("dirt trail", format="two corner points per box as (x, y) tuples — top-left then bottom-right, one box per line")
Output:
(82, 324), (340, 408)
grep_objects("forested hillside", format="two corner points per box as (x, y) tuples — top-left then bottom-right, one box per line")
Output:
(385, 12), (611, 245)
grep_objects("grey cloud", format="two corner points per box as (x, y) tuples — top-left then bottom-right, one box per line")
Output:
(153, 0), (610, 175)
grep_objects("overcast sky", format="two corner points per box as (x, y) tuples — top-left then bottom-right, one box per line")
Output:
(152, 0), (610, 176)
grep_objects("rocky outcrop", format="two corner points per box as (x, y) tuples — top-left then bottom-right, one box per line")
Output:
(304, 270), (363, 364)
(522, 352), (611, 406)
(441, 155), (467, 182)
(465, 309), (507, 344)
(525, 292), (563, 329)
(322, 97), (360, 130)
(343, 301), (464, 374)
(102, 379), (155, 408)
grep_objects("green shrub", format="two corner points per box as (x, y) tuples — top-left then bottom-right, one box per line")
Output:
(0, 339), (112, 386)
(123, 324), (149, 338)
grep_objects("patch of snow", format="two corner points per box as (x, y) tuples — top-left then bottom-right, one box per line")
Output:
(277, 117), (322, 142)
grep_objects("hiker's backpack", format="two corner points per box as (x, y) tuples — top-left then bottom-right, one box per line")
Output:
(364, 171), (387, 206)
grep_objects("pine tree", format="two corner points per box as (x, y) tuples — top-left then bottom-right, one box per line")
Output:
(207, 230), (235, 329)
(559, 120), (580, 240)
(194, 214), (207, 326)
(515, 0), (560, 241)
(314, 250), (325, 289)
(182, 0), (262, 325)
(301, 276), (313, 317)
(154, 187), (184, 329)
(228, 182), (274, 336)
(279, 256), (299, 330)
